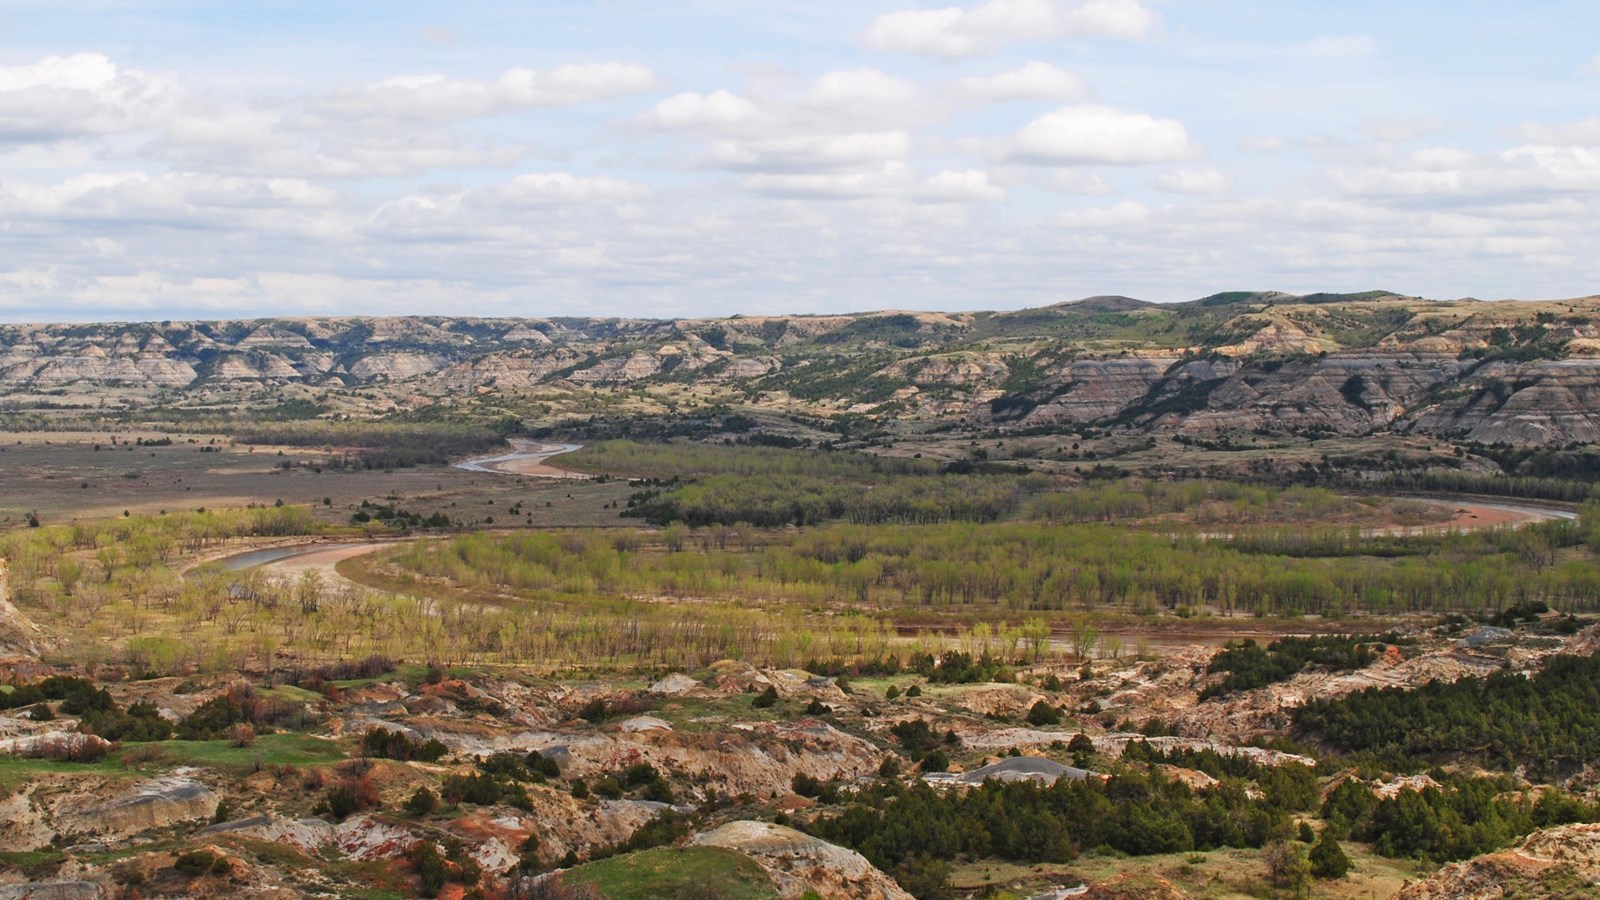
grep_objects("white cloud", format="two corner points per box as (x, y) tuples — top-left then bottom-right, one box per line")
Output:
(803, 69), (919, 115)
(1334, 166), (1464, 197)
(1056, 0), (1157, 40)
(1040, 169), (1116, 194)
(706, 131), (912, 172)
(1410, 147), (1476, 170)
(1152, 167), (1234, 194)
(1009, 104), (1199, 165)
(1515, 117), (1600, 147)
(305, 63), (658, 125)
(1360, 115), (1449, 143)
(1587, 54), (1600, 75)
(919, 169), (1006, 202)
(861, 7), (974, 58)
(361, 173), (651, 242)
(0, 270), (515, 317)
(1333, 144), (1600, 198)
(642, 90), (767, 133)
(1055, 200), (1149, 227)
(741, 163), (913, 199)
(1502, 145), (1600, 191)
(0, 53), (656, 180)
(491, 172), (652, 206)
(956, 62), (1093, 103)
(150, 127), (530, 180)
(861, 0), (1156, 58)
(1, 171), (341, 220)
(583, 162), (990, 207)
(638, 71), (938, 179)
(1299, 35), (1378, 60)
(640, 69), (938, 164)
(0, 53), (178, 144)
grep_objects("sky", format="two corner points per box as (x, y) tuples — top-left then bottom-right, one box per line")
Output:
(1, 1), (1597, 322)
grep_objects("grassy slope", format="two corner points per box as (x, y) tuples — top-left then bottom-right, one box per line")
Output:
(951, 844), (1423, 899)
(139, 733), (346, 768)
(0, 733), (345, 791)
(562, 847), (778, 900)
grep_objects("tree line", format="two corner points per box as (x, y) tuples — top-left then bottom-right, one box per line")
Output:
(1323, 774), (1600, 862)
(1294, 654), (1600, 780)
(809, 764), (1317, 882)
(389, 512), (1600, 619)
(231, 419), (521, 469)
(574, 441), (1433, 530)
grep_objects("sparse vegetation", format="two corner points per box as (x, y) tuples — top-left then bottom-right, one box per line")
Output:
(1200, 635), (1400, 700)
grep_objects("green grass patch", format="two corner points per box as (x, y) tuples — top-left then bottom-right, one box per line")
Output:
(320, 857), (416, 898)
(221, 836), (412, 899)
(227, 836), (313, 868)
(260, 684), (325, 704)
(0, 755), (135, 790)
(0, 849), (68, 879)
(563, 847), (778, 900)
(127, 733), (346, 769)
(648, 694), (795, 732)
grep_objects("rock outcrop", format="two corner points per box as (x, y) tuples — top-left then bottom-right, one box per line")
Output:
(1398, 823), (1600, 899)
(63, 774), (219, 841)
(202, 814), (417, 862)
(420, 718), (884, 800)
(690, 821), (914, 900)
(0, 883), (109, 900)
(1406, 359), (1600, 444)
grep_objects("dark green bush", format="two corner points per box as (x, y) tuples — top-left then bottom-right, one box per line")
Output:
(1309, 830), (1351, 878)
(174, 849), (229, 876)
(577, 698), (608, 722)
(404, 788), (438, 817)
(1025, 701), (1062, 726)
(360, 728), (448, 763)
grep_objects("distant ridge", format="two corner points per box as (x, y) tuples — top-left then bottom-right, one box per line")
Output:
(1296, 290), (1409, 305)
(1186, 290), (1408, 308)
(1051, 295), (1155, 312)
(4, 290), (1600, 446)
(1190, 291), (1294, 307)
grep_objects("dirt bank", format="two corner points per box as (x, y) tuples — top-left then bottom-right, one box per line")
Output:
(454, 440), (586, 478)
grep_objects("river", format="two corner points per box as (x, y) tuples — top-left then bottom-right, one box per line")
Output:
(453, 440), (584, 477)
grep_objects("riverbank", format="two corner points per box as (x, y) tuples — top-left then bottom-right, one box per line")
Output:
(453, 440), (585, 478)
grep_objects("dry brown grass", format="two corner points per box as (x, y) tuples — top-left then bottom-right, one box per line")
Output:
(0, 432), (635, 527)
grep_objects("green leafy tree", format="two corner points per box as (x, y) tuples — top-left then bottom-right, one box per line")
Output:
(1263, 841), (1312, 898)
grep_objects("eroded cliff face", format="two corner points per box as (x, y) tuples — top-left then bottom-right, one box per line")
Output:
(1017, 356), (1186, 427)
(4, 293), (1600, 445)
(973, 350), (1600, 446)
(1397, 823), (1600, 899)
(1404, 359), (1600, 444)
